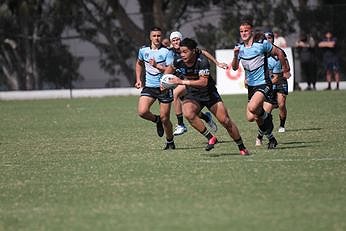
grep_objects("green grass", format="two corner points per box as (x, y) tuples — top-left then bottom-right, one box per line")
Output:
(0, 90), (345, 231)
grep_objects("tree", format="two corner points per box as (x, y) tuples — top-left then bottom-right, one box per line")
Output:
(69, 0), (228, 87)
(0, 0), (82, 90)
(194, 1), (297, 50)
(72, 0), (308, 87)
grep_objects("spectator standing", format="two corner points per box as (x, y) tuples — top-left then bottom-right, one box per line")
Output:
(296, 34), (317, 90)
(318, 31), (341, 90)
(273, 28), (287, 48)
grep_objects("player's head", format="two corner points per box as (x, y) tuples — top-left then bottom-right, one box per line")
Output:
(240, 19), (253, 28)
(264, 31), (274, 44)
(239, 19), (254, 42)
(170, 31), (183, 49)
(325, 31), (333, 40)
(149, 27), (162, 46)
(170, 31), (183, 41)
(179, 38), (197, 63)
(161, 38), (170, 47)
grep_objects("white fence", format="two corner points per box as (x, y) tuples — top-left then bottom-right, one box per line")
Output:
(0, 88), (141, 100)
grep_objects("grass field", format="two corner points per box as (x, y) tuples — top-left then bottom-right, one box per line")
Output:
(0, 90), (345, 231)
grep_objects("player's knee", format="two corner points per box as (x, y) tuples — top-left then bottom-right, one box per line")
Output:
(219, 116), (230, 127)
(137, 108), (148, 119)
(183, 112), (195, 122)
(278, 104), (285, 111)
(247, 105), (258, 115)
(246, 114), (256, 122)
(160, 115), (169, 124)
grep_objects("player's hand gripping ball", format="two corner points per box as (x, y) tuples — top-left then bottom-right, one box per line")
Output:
(160, 74), (178, 89)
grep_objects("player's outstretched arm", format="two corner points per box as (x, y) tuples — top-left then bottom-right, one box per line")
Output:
(201, 49), (227, 69)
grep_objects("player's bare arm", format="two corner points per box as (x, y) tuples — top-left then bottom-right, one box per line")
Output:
(272, 46), (291, 79)
(149, 58), (166, 73)
(135, 59), (144, 89)
(201, 49), (227, 69)
(231, 47), (240, 71)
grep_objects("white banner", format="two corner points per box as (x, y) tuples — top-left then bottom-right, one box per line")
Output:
(215, 48), (294, 95)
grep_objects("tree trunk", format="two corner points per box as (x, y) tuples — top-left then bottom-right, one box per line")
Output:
(1, 65), (20, 90)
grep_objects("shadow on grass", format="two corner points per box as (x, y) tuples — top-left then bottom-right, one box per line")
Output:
(285, 127), (322, 132)
(167, 140), (232, 151)
(275, 140), (321, 150)
(202, 152), (245, 157)
(198, 140), (322, 155)
(158, 139), (321, 153)
(280, 140), (320, 145)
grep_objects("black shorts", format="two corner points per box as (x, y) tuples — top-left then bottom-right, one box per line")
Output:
(140, 87), (173, 103)
(248, 84), (277, 105)
(184, 88), (222, 110)
(273, 83), (288, 95)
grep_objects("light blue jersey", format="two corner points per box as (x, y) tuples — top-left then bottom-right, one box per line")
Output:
(137, 46), (174, 87)
(238, 40), (273, 86)
(268, 56), (281, 75)
(268, 55), (288, 86)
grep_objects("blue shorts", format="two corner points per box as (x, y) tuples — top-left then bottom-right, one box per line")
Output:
(325, 62), (340, 72)
(323, 56), (340, 72)
(140, 87), (173, 103)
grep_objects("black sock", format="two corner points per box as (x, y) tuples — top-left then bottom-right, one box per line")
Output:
(154, 115), (160, 123)
(199, 112), (209, 122)
(266, 133), (274, 140)
(279, 116), (286, 128)
(260, 110), (268, 120)
(257, 129), (264, 139)
(176, 113), (184, 126)
(234, 137), (246, 150)
(257, 108), (266, 131)
(200, 127), (213, 140)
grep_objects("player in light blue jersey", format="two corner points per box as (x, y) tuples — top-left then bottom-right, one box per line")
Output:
(135, 27), (175, 150)
(232, 21), (291, 149)
(256, 31), (290, 146)
(265, 32), (289, 133)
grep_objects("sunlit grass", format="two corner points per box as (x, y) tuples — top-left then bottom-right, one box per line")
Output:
(0, 91), (345, 231)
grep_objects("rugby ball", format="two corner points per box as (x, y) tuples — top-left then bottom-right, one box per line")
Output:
(160, 74), (178, 89)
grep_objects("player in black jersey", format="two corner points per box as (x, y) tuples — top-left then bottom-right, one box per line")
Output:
(164, 38), (249, 155)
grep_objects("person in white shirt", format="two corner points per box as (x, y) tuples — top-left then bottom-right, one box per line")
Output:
(273, 28), (287, 48)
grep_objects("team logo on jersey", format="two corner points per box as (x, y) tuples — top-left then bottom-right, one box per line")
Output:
(199, 69), (210, 76)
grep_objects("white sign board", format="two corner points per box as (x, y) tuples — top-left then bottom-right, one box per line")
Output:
(215, 48), (294, 95)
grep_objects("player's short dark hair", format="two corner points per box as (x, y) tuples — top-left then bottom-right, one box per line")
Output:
(264, 31), (274, 43)
(180, 38), (197, 50)
(150, 27), (162, 32)
(240, 21), (253, 28)
(240, 18), (254, 28)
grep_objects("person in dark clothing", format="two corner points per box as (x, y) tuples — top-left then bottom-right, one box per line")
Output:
(296, 34), (317, 90)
